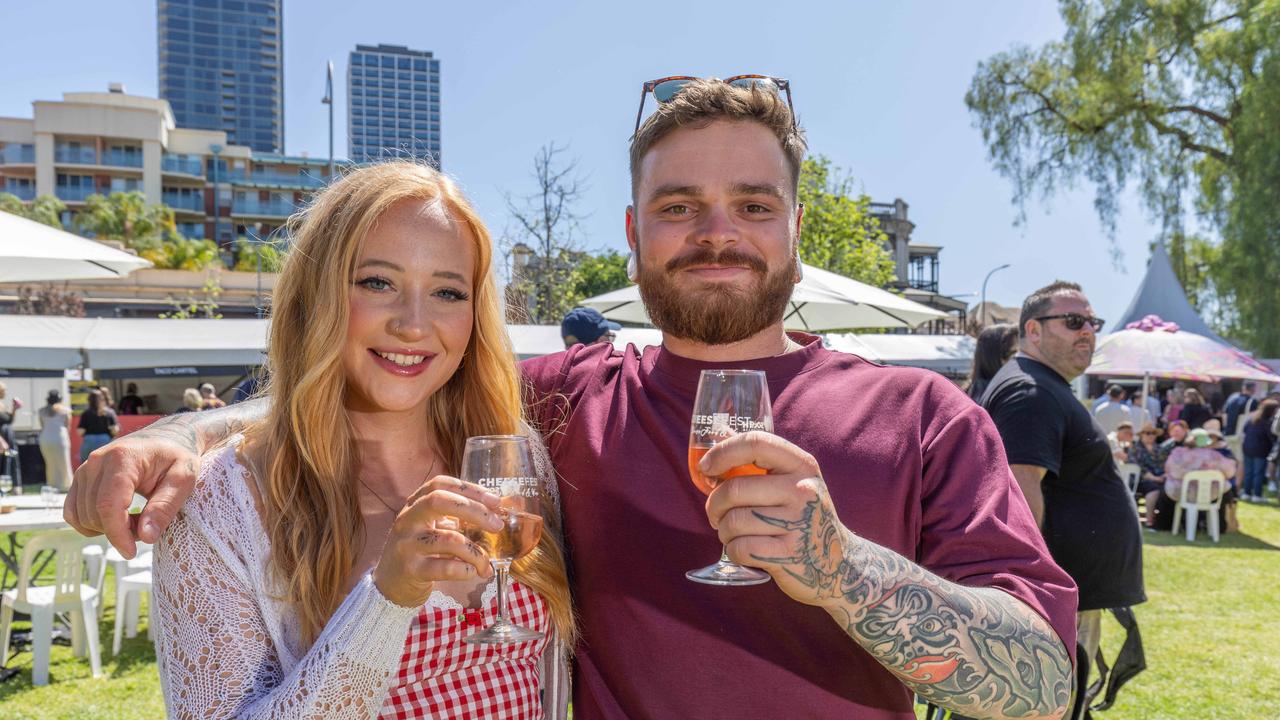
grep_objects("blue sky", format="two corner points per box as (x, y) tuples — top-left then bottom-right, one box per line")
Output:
(1, 0), (1163, 323)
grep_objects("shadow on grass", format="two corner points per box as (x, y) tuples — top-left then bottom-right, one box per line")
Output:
(1142, 528), (1280, 551)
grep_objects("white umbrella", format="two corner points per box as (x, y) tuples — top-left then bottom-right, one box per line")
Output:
(579, 262), (949, 331)
(0, 210), (152, 283)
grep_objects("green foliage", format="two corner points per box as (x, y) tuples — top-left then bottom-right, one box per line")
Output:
(159, 276), (223, 319)
(1165, 232), (1221, 313)
(565, 250), (630, 306)
(233, 237), (286, 273)
(966, 0), (1280, 352)
(797, 156), (897, 288)
(0, 193), (66, 228)
(75, 191), (178, 245)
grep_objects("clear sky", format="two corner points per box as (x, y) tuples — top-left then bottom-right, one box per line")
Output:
(1, 0), (1163, 324)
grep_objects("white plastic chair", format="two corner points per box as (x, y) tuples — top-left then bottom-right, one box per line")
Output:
(1117, 462), (1142, 511)
(1172, 470), (1226, 542)
(0, 529), (103, 685)
(112, 569), (153, 655)
(83, 541), (152, 621)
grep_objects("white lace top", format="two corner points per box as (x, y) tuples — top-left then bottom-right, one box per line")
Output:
(152, 436), (568, 719)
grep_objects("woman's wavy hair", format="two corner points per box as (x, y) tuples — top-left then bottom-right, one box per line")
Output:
(256, 160), (574, 648)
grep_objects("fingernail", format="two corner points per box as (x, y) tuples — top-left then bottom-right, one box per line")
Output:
(487, 514), (504, 531)
(141, 519), (157, 542)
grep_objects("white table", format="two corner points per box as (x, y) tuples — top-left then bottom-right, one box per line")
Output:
(0, 493), (69, 588)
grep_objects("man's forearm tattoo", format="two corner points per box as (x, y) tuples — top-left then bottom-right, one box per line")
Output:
(751, 499), (1072, 719)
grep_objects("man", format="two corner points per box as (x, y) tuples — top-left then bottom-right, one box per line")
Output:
(560, 306), (620, 348)
(66, 79), (1075, 719)
(979, 282), (1145, 702)
(1224, 381), (1259, 436)
(1092, 385), (1131, 435)
(197, 382), (225, 411)
(118, 383), (146, 415)
(1108, 421), (1135, 463)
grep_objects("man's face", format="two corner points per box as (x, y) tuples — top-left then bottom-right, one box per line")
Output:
(626, 120), (802, 344)
(1117, 427), (1134, 443)
(1024, 291), (1097, 381)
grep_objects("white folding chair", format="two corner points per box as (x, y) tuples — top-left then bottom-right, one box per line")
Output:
(1173, 470), (1226, 542)
(112, 569), (153, 656)
(0, 529), (103, 685)
(1117, 462), (1142, 512)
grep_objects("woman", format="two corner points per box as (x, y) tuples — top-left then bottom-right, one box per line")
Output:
(1179, 388), (1213, 429)
(173, 388), (202, 414)
(0, 382), (19, 469)
(38, 390), (73, 491)
(153, 162), (574, 719)
(76, 389), (119, 463)
(1155, 428), (1237, 530)
(1127, 423), (1167, 528)
(965, 323), (1018, 401)
(1159, 419), (1189, 455)
(1240, 399), (1278, 501)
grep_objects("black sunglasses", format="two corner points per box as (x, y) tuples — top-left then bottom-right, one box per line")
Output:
(634, 74), (794, 136)
(1035, 313), (1105, 332)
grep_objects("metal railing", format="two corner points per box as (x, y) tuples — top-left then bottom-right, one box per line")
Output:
(54, 146), (98, 165)
(0, 145), (35, 164)
(163, 192), (205, 212)
(55, 184), (97, 202)
(232, 198), (297, 216)
(162, 156), (204, 175)
(102, 149), (144, 168)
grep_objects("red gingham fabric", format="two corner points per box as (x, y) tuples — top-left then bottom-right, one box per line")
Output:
(379, 579), (550, 719)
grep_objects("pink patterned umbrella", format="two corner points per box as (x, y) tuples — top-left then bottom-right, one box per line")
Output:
(1085, 315), (1280, 382)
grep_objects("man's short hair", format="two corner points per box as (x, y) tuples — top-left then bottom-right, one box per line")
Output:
(1243, 381), (1257, 392)
(629, 79), (808, 202)
(1018, 280), (1084, 338)
(1107, 384), (1125, 399)
(1116, 421), (1134, 431)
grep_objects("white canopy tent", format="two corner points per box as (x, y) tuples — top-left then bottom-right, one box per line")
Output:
(579, 262), (949, 331)
(825, 333), (976, 376)
(0, 210), (152, 283)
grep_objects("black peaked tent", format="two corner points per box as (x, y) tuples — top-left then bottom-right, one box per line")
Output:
(1113, 242), (1230, 345)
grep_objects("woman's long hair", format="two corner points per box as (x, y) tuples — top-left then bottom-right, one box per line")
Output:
(1250, 398), (1279, 427)
(86, 389), (106, 417)
(966, 324), (1018, 400)
(257, 161), (574, 648)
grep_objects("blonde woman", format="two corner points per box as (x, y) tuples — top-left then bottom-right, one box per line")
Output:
(151, 162), (574, 719)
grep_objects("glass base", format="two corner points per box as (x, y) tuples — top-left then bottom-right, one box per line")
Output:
(464, 620), (544, 645)
(686, 560), (772, 586)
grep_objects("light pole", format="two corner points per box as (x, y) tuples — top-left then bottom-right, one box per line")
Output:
(980, 263), (1011, 329)
(321, 61), (334, 180)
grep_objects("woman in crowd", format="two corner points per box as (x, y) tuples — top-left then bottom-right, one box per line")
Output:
(75, 389), (119, 464)
(1160, 419), (1189, 455)
(173, 388), (202, 414)
(1128, 423), (1167, 528)
(965, 323), (1018, 401)
(1240, 399), (1278, 502)
(37, 390), (73, 491)
(1155, 428), (1237, 530)
(152, 161), (574, 719)
(1179, 388), (1213, 429)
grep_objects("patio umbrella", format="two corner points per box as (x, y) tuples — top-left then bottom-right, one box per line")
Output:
(578, 262), (949, 331)
(1085, 315), (1280, 400)
(0, 210), (152, 283)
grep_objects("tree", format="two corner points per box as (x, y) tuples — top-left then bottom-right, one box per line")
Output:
(14, 285), (85, 317)
(75, 191), (221, 271)
(503, 143), (589, 324)
(0, 193), (66, 228)
(565, 250), (630, 308)
(233, 237), (286, 273)
(159, 276), (223, 320)
(797, 156), (897, 288)
(966, 0), (1280, 352)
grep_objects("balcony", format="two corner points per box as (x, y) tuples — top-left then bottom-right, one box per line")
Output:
(102, 149), (144, 168)
(232, 197), (297, 217)
(54, 146), (98, 165)
(3, 184), (35, 201)
(244, 169), (327, 189)
(162, 155), (204, 176)
(162, 191), (205, 213)
(56, 185), (97, 202)
(0, 144), (35, 165)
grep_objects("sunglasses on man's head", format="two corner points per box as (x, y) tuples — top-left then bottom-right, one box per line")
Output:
(633, 74), (794, 136)
(1035, 313), (1105, 332)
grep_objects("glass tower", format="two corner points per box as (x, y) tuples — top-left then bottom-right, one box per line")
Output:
(347, 44), (441, 166)
(158, 0), (284, 153)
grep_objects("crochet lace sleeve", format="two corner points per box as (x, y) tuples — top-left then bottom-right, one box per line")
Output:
(152, 450), (418, 718)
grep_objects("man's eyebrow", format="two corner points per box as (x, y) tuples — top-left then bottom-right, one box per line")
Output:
(730, 183), (785, 200)
(647, 184), (702, 201)
(357, 259), (403, 272)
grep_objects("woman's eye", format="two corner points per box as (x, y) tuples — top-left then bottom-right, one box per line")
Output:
(436, 287), (471, 302)
(356, 276), (392, 292)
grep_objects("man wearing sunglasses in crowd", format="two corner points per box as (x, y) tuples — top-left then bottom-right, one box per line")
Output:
(980, 282), (1147, 710)
(66, 77), (1076, 719)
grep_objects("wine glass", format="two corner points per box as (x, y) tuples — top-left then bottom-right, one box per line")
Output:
(461, 435), (545, 645)
(687, 369), (773, 586)
(41, 485), (60, 510)
(0, 475), (12, 500)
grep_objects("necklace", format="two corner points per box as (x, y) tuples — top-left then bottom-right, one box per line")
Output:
(358, 454), (440, 514)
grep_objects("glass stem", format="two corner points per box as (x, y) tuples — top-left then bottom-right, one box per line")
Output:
(493, 559), (511, 623)
(719, 546), (733, 565)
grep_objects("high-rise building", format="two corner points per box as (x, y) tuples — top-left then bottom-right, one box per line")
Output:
(157, 0), (284, 153)
(347, 44), (440, 166)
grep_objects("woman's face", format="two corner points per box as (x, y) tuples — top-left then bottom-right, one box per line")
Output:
(1170, 424), (1187, 442)
(342, 198), (476, 417)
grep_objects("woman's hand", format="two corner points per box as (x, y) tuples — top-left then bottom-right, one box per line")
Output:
(373, 475), (504, 609)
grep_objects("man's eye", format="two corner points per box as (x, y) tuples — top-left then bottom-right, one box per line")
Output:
(662, 204), (692, 216)
(744, 203), (771, 214)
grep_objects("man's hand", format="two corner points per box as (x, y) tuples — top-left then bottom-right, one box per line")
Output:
(65, 418), (201, 559)
(702, 431), (852, 607)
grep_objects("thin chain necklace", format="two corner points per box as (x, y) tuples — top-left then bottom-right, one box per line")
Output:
(358, 454), (440, 514)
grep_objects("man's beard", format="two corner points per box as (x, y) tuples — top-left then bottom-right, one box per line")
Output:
(637, 247), (797, 345)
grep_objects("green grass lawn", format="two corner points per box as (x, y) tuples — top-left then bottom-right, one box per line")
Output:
(2, 501), (1277, 719)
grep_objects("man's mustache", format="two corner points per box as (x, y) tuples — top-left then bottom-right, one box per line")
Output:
(664, 248), (768, 274)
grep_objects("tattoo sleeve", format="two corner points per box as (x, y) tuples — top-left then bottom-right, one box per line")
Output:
(752, 498), (1072, 719)
(129, 398), (268, 456)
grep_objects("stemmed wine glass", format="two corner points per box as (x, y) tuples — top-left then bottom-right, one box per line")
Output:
(461, 435), (546, 645)
(0, 474), (12, 500)
(687, 369), (773, 586)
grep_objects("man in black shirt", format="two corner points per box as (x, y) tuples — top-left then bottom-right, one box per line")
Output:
(980, 281), (1145, 703)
